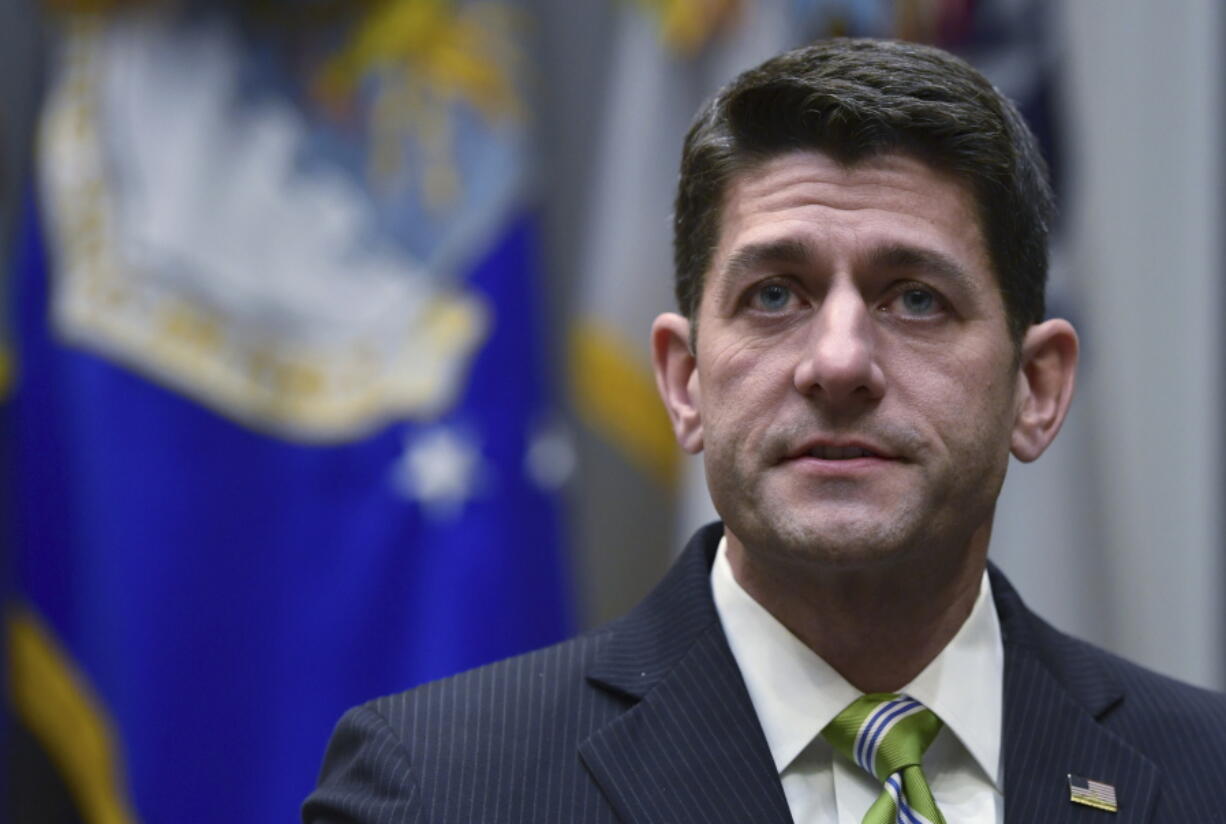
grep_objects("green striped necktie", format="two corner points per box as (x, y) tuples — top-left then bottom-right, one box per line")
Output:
(821, 693), (948, 824)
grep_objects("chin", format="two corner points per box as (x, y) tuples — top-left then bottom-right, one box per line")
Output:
(732, 511), (923, 572)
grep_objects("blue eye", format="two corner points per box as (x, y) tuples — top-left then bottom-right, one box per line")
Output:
(897, 287), (939, 316)
(754, 283), (793, 311)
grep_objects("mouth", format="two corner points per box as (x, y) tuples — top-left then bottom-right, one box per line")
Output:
(803, 444), (881, 460)
(783, 439), (899, 465)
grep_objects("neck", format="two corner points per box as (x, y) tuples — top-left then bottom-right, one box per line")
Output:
(725, 529), (990, 693)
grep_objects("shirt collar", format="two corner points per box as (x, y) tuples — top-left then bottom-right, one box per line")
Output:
(711, 534), (1003, 789)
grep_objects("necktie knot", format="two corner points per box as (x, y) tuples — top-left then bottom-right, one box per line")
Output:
(822, 693), (947, 824)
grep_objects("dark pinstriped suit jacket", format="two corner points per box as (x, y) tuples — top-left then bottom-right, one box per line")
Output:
(305, 522), (1226, 823)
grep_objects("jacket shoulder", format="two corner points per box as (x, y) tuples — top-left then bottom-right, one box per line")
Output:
(1088, 636), (1226, 747)
(1023, 603), (1226, 765)
(366, 627), (624, 746)
(305, 524), (724, 822)
(305, 631), (628, 823)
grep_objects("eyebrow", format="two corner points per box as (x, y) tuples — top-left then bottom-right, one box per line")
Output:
(867, 244), (975, 290)
(722, 238), (815, 284)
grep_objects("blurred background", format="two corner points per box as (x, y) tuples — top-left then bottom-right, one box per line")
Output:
(0, 0), (1220, 821)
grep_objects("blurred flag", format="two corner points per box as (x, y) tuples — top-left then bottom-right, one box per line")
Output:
(4, 3), (572, 822)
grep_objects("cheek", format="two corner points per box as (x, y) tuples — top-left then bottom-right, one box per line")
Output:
(703, 330), (788, 392)
(697, 388), (776, 479)
(893, 346), (1017, 445)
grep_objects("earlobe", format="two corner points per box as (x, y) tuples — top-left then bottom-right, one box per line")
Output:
(1011, 318), (1079, 462)
(651, 312), (704, 454)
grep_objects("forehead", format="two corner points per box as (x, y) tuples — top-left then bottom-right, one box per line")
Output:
(707, 150), (993, 296)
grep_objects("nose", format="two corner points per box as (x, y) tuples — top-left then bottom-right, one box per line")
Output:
(792, 284), (886, 404)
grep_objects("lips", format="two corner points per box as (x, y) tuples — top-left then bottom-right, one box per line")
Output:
(806, 444), (878, 460)
(783, 438), (898, 463)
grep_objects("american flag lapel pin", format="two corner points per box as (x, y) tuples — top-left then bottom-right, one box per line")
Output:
(1068, 774), (1118, 813)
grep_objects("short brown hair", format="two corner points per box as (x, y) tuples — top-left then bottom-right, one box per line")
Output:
(674, 37), (1053, 342)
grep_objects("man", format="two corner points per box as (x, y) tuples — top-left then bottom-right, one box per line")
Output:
(305, 39), (1226, 823)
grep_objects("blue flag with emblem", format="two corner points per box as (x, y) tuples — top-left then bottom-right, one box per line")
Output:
(4, 4), (571, 822)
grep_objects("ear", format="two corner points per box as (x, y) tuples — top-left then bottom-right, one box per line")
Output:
(1011, 318), (1079, 462)
(651, 312), (703, 454)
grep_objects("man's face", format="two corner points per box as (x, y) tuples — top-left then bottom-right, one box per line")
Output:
(679, 150), (1023, 568)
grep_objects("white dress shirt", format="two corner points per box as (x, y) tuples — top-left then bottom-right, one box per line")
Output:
(711, 536), (1004, 823)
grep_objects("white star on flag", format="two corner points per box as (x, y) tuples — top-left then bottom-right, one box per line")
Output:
(391, 426), (485, 519)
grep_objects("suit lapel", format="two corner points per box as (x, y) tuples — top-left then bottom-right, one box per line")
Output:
(578, 524), (792, 824)
(993, 567), (1161, 823)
